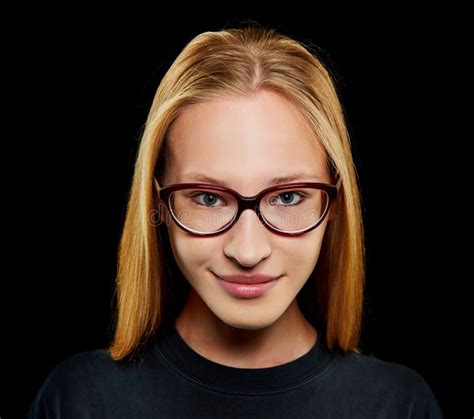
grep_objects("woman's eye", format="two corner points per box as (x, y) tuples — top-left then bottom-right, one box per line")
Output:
(270, 192), (305, 206)
(191, 193), (224, 207)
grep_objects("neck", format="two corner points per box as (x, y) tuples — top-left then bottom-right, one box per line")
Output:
(174, 289), (317, 369)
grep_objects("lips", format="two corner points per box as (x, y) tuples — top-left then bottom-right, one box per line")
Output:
(213, 272), (281, 284)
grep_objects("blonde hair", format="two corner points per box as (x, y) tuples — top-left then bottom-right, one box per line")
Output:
(109, 24), (365, 361)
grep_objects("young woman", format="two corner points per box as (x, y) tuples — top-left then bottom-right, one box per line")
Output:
(28, 25), (444, 418)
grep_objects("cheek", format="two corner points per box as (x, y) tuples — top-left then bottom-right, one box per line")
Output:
(167, 225), (221, 274)
(276, 225), (327, 275)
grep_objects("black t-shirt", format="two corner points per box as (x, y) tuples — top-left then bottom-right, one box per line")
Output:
(28, 321), (444, 418)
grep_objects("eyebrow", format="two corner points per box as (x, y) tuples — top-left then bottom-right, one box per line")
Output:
(182, 171), (325, 188)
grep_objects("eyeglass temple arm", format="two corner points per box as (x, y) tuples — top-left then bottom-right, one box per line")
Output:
(153, 177), (164, 202)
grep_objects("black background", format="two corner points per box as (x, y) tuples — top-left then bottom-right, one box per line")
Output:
(2, 7), (468, 418)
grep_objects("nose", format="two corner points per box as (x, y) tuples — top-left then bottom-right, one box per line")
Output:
(222, 208), (272, 267)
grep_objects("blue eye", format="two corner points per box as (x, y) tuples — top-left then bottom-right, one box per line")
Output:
(270, 191), (306, 206)
(189, 192), (225, 207)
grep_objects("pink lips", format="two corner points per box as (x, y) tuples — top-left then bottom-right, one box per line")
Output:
(217, 273), (280, 284)
(213, 272), (281, 299)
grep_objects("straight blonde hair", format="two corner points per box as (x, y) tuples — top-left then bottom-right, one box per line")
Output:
(109, 24), (366, 361)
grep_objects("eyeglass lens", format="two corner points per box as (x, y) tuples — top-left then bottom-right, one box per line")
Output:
(168, 186), (329, 233)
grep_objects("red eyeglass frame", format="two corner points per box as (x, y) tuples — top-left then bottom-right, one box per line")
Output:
(153, 177), (339, 237)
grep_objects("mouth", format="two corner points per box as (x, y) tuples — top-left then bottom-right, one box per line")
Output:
(212, 271), (281, 299)
(212, 272), (282, 285)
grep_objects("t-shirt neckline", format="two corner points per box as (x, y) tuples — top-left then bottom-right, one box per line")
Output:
(153, 319), (336, 395)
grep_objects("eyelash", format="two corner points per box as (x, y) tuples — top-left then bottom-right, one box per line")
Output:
(188, 191), (308, 207)
(270, 191), (307, 206)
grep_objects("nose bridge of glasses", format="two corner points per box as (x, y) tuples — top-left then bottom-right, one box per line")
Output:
(239, 195), (261, 213)
(232, 196), (266, 230)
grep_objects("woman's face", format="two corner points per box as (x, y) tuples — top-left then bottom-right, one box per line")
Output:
(162, 90), (332, 331)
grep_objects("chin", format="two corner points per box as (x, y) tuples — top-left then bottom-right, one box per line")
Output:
(216, 311), (280, 331)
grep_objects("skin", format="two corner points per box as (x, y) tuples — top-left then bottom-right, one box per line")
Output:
(160, 89), (333, 369)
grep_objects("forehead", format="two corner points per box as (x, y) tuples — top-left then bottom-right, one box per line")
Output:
(166, 90), (330, 191)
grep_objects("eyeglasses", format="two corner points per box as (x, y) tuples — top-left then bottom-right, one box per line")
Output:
(153, 177), (338, 237)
